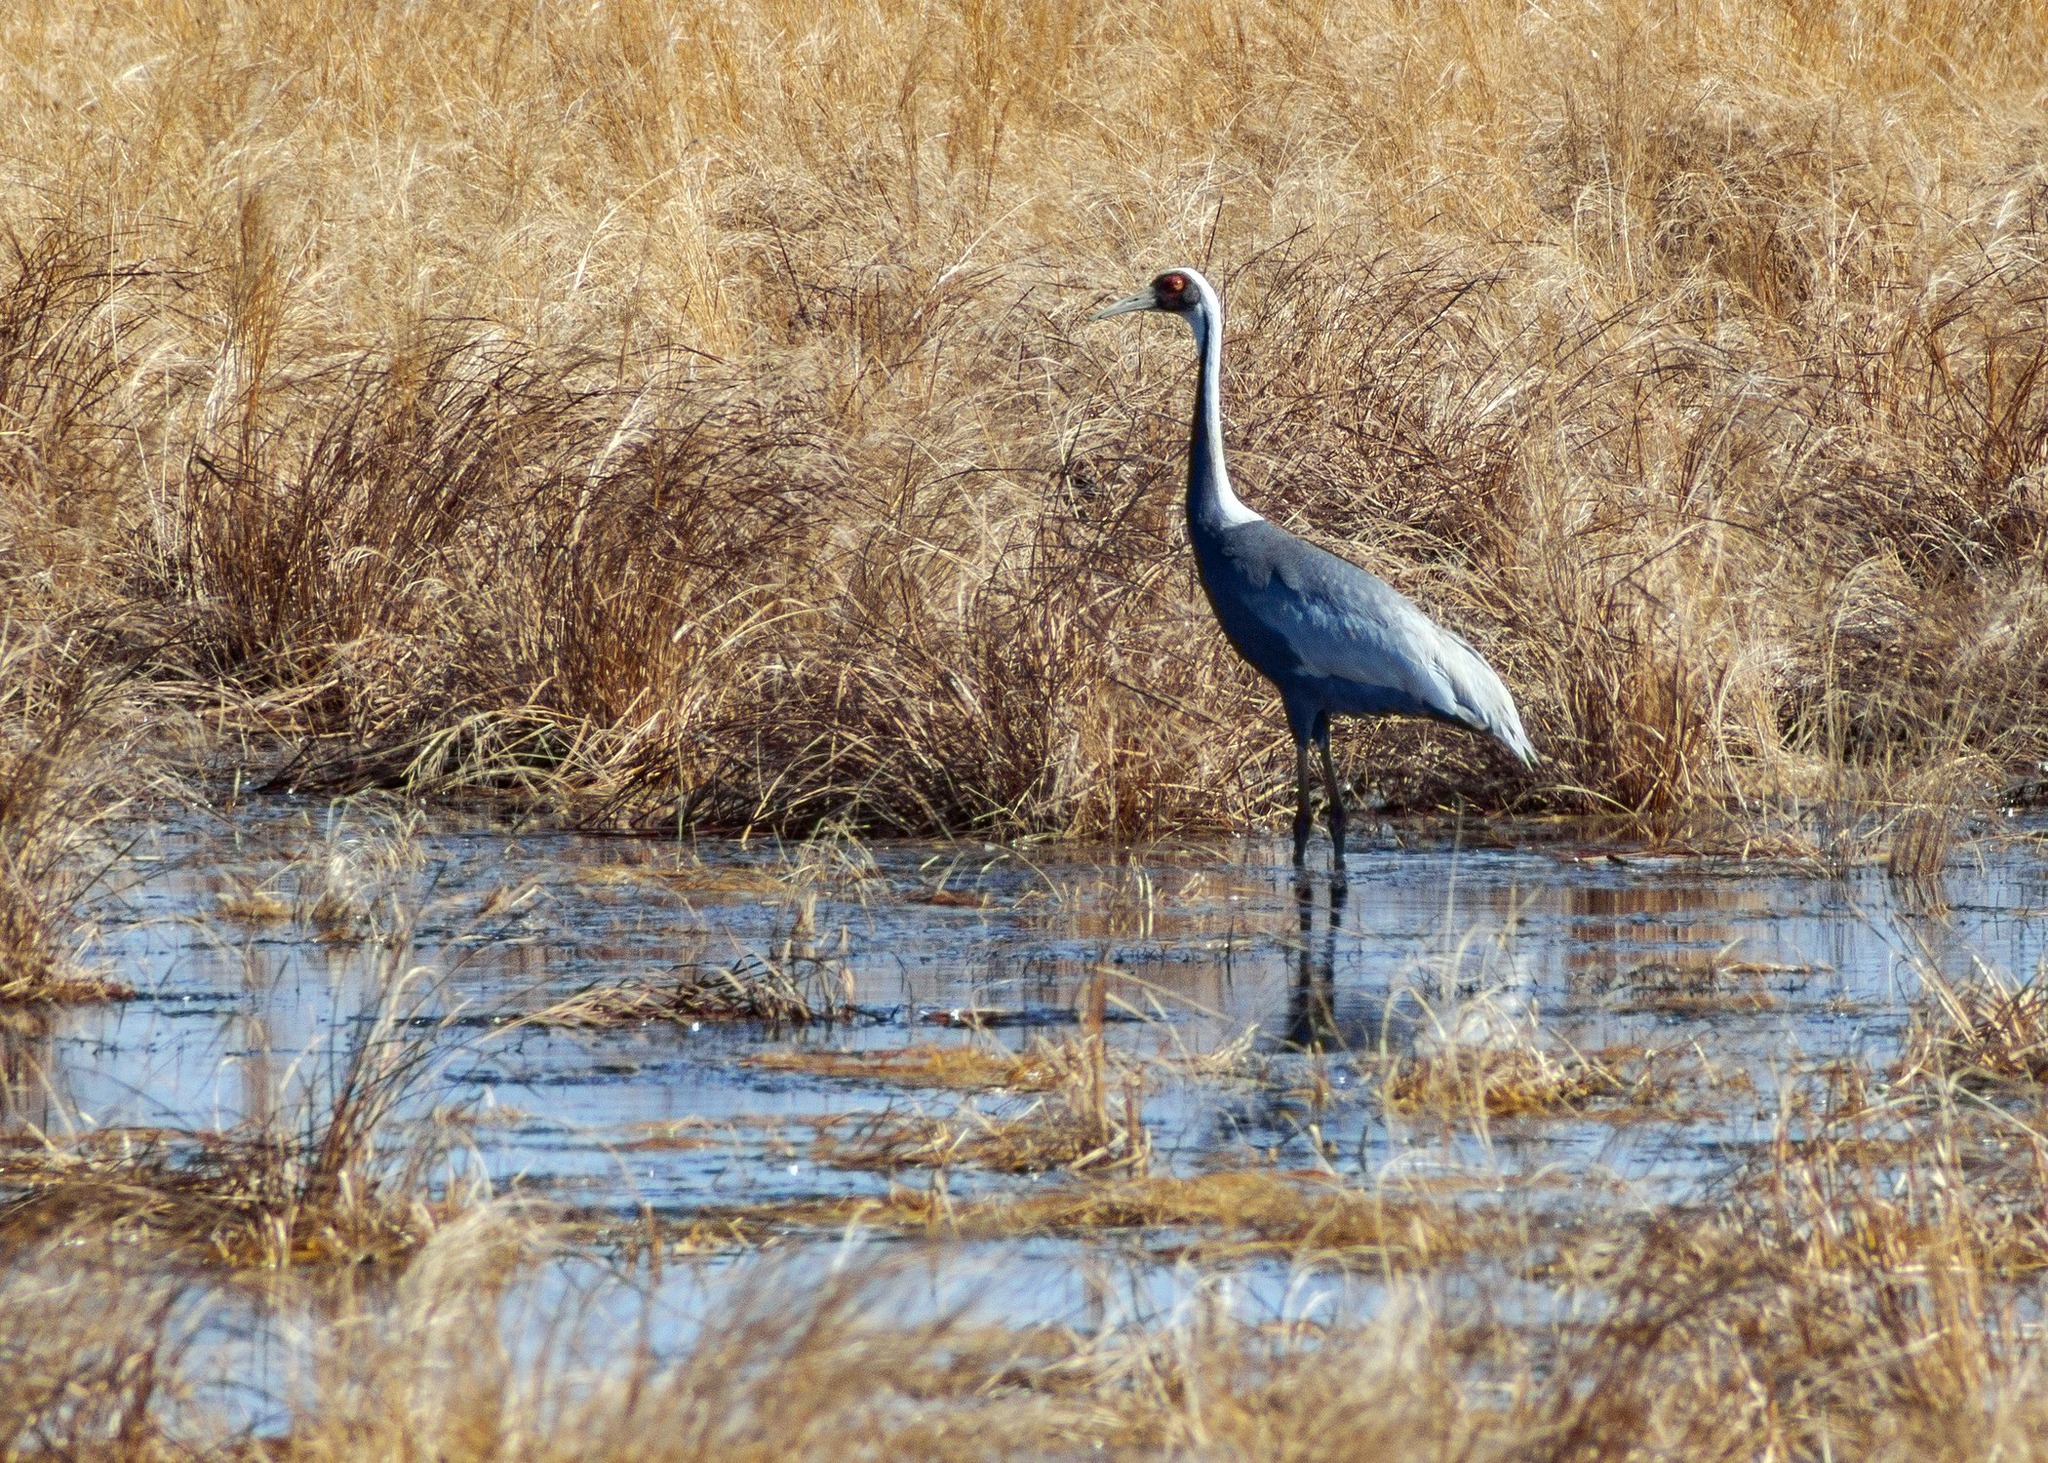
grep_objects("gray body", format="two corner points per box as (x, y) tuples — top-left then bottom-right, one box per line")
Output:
(1095, 267), (1533, 878)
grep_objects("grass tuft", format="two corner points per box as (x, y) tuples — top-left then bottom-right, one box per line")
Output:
(534, 954), (853, 1028)
(1382, 1042), (1657, 1120)
(1904, 958), (2048, 1086)
(745, 1039), (1081, 1092)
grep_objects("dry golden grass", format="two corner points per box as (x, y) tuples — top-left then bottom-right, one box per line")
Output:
(1902, 956), (2048, 1086)
(532, 952), (854, 1028)
(7, 1013), (2048, 1457)
(811, 1092), (1149, 1178)
(810, 1015), (1151, 1175)
(677, 1168), (1529, 1267)
(745, 1039), (1085, 1092)
(0, 0), (2044, 844)
(10, 3), (2048, 1454)
(1382, 1040), (1662, 1119)
(0, 628), (145, 1003)
(0, 1123), (440, 1268)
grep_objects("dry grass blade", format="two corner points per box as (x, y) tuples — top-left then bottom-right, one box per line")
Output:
(1382, 1042), (1657, 1119)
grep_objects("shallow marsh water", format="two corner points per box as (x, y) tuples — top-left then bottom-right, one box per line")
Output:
(13, 802), (2048, 1429)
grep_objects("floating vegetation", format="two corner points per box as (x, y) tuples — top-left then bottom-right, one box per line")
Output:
(662, 1170), (1532, 1268)
(745, 1040), (1079, 1092)
(215, 883), (292, 923)
(812, 1023), (1150, 1175)
(811, 1092), (1150, 1177)
(534, 954), (854, 1028)
(1382, 1042), (1661, 1119)
(0, 969), (133, 1005)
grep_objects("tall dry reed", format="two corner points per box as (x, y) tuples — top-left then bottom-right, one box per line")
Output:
(3, 0), (2046, 840)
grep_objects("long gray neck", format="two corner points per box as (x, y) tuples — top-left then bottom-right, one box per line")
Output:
(1185, 299), (1259, 535)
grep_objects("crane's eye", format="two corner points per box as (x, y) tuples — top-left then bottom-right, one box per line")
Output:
(1159, 272), (1189, 296)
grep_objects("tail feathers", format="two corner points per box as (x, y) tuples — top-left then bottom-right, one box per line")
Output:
(1495, 716), (1538, 768)
(1434, 635), (1536, 768)
(1457, 692), (1535, 768)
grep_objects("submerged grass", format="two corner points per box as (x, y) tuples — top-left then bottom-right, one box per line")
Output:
(1381, 1041), (1663, 1120)
(810, 1012), (1152, 1176)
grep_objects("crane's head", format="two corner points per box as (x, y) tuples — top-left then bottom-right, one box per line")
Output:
(1090, 267), (1214, 323)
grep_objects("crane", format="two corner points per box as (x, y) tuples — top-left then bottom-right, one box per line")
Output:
(1092, 267), (1534, 881)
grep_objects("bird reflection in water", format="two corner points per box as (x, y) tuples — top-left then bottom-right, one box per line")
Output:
(1285, 878), (1348, 1052)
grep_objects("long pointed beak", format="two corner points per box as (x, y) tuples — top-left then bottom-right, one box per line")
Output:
(1089, 288), (1157, 321)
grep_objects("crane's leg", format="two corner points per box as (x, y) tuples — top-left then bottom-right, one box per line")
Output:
(1314, 716), (1346, 882)
(1292, 739), (1312, 870)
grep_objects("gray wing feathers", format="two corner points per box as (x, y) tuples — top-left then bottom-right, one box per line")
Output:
(1239, 527), (1536, 765)
(1411, 623), (1537, 766)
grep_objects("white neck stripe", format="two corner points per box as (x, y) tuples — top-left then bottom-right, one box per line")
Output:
(1184, 272), (1262, 529)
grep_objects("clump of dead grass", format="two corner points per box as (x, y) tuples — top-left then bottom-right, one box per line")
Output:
(0, 1124), (437, 1268)
(678, 1168), (1526, 1268)
(534, 853), (867, 1027)
(212, 808), (434, 942)
(810, 1089), (1150, 1178)
(0, 1238), (187, 1459)
(534, 951), (853, 1029)
(0, 627), (141, 1004)
(1901, 956), (2048, 1087)
(1601, 954), (1795, 1015)
(1382, 1041), (1657, 1120)
(1382, 937), (1671, 1120)
(812, 990), (1151, 1175)
(745, 1038), (1079, 1092)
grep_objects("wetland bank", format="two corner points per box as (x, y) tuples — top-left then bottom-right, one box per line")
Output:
(10, 0), (2048, 1454)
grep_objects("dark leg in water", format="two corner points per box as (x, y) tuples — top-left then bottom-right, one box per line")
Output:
(1292, 739), (1313, 869)
(1314, 715), (1346, 882)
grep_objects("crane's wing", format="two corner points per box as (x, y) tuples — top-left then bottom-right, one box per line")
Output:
(1217, 522), (1536, 765)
